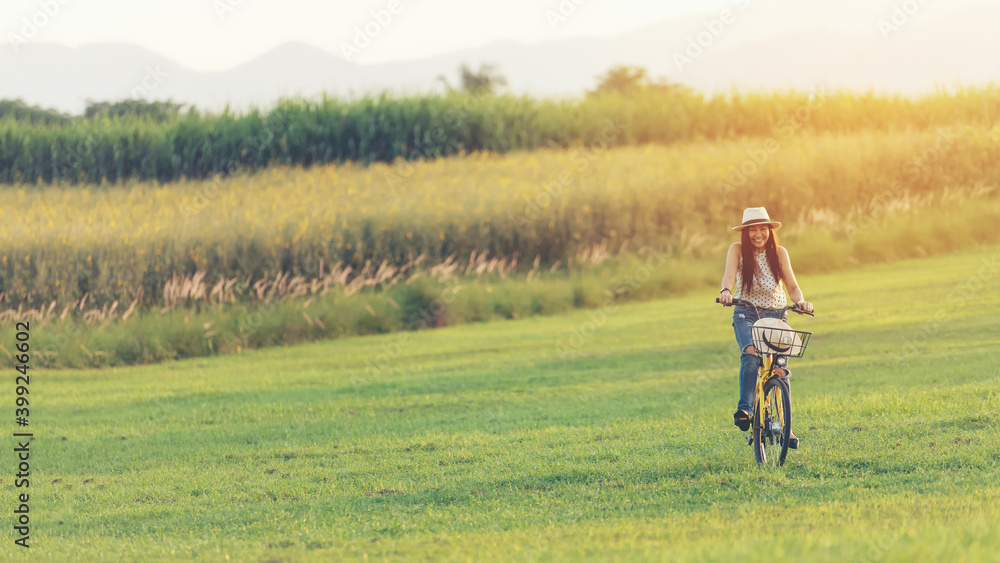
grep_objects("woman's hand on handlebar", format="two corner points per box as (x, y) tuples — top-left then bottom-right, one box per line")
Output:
(795, 300), (814, 314)
(719, 289), (733, 305)
(716, 296), (749, 307)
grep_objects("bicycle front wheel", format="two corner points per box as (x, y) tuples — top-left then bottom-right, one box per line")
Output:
(754, 376), (792, 467)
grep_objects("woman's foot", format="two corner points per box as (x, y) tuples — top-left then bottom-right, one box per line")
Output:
(788, 431), (799, 449)
(748, 431), (799, 448)
(733, 409), (751, 431)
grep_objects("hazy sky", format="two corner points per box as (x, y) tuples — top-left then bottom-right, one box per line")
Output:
(4, 0), (995, 70)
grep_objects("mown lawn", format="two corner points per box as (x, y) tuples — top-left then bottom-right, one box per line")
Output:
(15, 245), (1000, 561)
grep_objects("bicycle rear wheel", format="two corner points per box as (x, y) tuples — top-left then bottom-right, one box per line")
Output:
(753, 376), (792, 467)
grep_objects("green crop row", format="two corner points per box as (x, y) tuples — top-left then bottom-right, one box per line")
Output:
(2, 87), (998, 185)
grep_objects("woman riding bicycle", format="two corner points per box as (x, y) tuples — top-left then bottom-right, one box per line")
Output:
(718, 207), (813, 448)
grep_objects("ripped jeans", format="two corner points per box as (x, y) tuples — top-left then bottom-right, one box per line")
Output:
(733, 305), (790, 413)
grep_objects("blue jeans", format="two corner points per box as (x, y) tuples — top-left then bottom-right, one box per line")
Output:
(733, 305), (790, 413)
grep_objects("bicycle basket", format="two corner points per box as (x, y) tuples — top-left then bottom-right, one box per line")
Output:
(750, 318), (812, 358)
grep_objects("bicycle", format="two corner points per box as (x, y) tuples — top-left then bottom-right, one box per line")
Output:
(716, 297), (815, 467)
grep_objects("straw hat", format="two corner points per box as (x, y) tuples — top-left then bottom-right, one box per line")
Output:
(732, 207), (782, 231)
(752, 318), (801, 354)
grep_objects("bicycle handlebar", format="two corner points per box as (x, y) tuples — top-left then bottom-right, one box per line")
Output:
(715, 297), (815, 316)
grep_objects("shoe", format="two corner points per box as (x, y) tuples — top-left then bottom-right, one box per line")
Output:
(749, 433), (799, 448)
(733, 409), (751, 431)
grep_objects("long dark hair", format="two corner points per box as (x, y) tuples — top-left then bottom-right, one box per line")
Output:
(740, 227), (782, 294)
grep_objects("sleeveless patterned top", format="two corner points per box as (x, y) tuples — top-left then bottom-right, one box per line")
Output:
(734, 250), (786, 309)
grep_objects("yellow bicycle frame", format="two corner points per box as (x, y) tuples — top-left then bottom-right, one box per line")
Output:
(753, 354), (786, 431)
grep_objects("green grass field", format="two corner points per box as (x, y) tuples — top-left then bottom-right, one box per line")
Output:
(17, 245), (1000, 561)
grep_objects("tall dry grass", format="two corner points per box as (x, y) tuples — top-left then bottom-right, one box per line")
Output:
(1, 125), (998, 310)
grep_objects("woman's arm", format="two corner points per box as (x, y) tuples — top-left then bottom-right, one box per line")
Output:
(778, 246), (813, 313)
(720, 243), (740, 304)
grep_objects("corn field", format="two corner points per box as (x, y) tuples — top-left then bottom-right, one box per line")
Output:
(1, 121), (999, 310)
(1, 87), (999, 185)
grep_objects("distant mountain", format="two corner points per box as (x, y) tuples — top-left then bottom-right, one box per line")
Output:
(1, 3), (998, 114)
